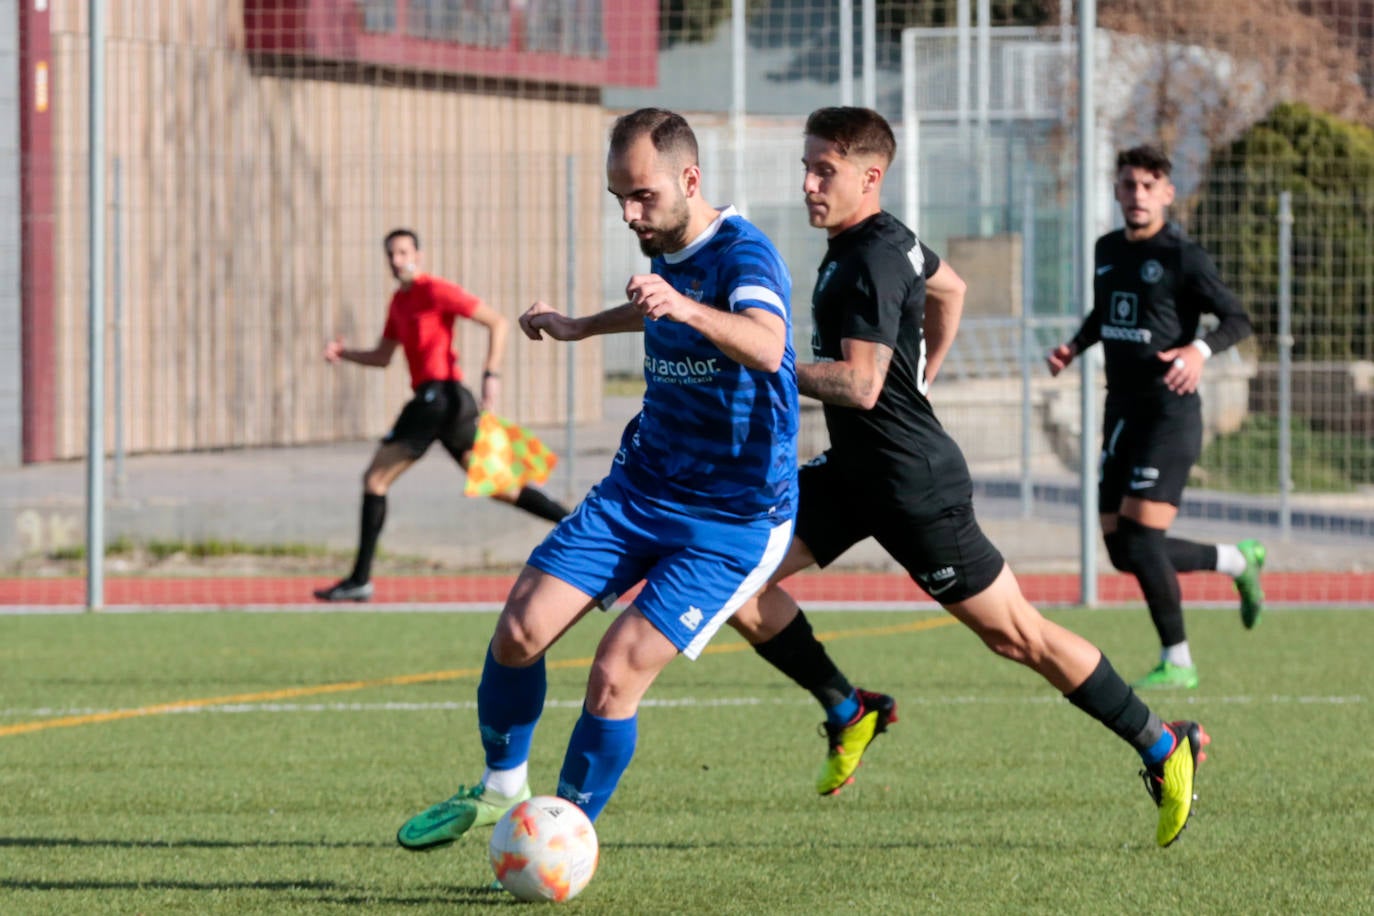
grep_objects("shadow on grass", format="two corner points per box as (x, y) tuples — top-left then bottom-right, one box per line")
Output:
(0, 835), (392, 849)
(0, 878), (514, 906)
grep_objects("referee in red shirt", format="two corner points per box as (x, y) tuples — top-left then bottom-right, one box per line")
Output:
(314, 229), (570, 602)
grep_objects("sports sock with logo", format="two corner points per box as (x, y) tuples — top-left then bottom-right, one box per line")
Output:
(557, 708), (637, 821)
(348, 492), (386, 584)
(749, 609), (855, 712)
(1064, 654), (1170, 761)
(476, 645), (547, 770)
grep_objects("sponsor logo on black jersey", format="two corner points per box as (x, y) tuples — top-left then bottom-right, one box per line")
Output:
(1104, 291), (1152, 342)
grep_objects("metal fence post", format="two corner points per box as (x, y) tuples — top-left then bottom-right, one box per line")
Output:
(85, 0), (106, 611)
(1019, 168), (1035, 518)
(1278, 190), (1293, 539)
(565, 154), (577, 505)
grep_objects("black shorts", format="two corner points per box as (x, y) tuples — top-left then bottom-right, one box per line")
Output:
(795, 453), (1005, 604)
(1098, 395), (1202, 511)
(383, 380), (480, 462)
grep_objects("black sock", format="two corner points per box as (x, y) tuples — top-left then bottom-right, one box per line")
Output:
(1116, 517), (1186, 647)
(514, 486), (570, 523)
(1165, 538), (1217, 573)
(1065, 654), (1166, 755)
(751, 610), (854, 709)
(348, 493), (386, 584)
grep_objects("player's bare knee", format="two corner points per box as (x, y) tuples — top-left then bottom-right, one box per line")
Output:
(490, 616), (545, 666)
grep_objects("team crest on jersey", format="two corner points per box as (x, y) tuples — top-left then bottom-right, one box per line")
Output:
(683, 280), (705, 303)
(816, 261), (838, 294)
(1140, 259), (1164, 283)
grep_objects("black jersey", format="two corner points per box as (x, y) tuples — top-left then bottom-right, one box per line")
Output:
(1071, 223), (1251, 402)
(810, 211), (971, 511)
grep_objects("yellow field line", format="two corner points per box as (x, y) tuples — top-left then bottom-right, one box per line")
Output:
(0, 615), (955, 738)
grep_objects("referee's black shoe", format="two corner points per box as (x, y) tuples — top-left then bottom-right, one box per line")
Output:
(313, 579), (374, 602)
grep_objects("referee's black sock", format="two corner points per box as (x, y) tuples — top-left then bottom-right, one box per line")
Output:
(1165, 537), (1217, 573)
(514, 486), (570, 523)
(1113, 517), (1187, 647)
(348, 492), (386, 585)
(751, 609), (854, 710)
(1065, 654), (1168, 759)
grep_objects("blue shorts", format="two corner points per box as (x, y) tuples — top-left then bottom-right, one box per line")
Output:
(527, 476), (794, 660)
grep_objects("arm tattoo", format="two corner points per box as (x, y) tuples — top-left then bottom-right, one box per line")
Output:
(798, 344), (893, 408)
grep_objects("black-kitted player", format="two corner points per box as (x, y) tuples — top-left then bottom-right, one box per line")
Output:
(1048, 145), (1265, 691)
(730, 108), (1208, 848)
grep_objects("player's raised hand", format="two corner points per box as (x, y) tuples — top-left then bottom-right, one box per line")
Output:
(626, 274), (695, 324)
(1045, 342), (1076, 376)
(1157, 346), (1203, 395)
(520, 301), (580, 341)
(324, 336), (346, 363)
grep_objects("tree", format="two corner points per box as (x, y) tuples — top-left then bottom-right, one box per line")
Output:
(1190, 103), (1374, 361)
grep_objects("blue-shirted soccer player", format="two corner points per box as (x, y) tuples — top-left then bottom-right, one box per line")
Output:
(396, 108), (800, 846)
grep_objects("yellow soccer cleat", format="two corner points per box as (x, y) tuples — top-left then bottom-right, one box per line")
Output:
(817, 690), (897, 796)
(1140, 720), (1210, 847)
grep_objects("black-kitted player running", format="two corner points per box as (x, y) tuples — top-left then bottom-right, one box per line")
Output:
(731, 108), (1208, 848)
(1048, 145), (1265, 690)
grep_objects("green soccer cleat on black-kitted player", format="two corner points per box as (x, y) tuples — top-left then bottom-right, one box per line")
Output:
(1234, 539), (1266, 630)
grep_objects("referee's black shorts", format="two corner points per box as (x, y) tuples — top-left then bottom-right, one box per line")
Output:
(1098, 394), (1202, 512)
(383, 380), (480, 462)
(794, 452), (1004, 605)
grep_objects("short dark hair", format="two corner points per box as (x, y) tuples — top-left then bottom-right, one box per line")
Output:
(609, 108), (699, 166)
(804, 107), (896, 166)
(383, 228), (420, 252)
(1116, 145), (1172, 177)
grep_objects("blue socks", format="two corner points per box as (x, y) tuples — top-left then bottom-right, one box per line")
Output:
(476, 645), (546, 769)
(826, 690), (861, 727)
(557, 708), (638, 821)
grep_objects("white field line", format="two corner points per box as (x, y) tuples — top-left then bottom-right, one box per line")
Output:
(5, 602), (1373, 616)
(2, 693), (1363, 720)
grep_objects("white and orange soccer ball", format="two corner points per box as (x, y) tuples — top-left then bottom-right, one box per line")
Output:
(488, 795), (599, 903)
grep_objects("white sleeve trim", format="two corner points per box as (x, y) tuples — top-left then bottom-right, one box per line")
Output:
(1191, 339), (1213, 359)
(729, 284), (786, 317)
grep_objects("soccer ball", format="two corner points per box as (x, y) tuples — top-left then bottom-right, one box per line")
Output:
(488, 795), (599, 903)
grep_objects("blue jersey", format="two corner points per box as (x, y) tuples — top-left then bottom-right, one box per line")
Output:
(610, 206), (798, 522)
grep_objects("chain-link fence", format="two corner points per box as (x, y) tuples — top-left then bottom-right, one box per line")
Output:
(4, 1), (1373, 607)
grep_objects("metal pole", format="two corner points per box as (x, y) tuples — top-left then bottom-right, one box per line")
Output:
(565, 155), (577, 505)
(1076, 0), (1099, 606)
(112, 155), (125, 498)
(731, 0), (748, 216)
(839, 0), (854, 105)
(901, 28), (920, 232)
(861, 0), (876, 108)
(85, 0), (106, 611)
(1020, 169), (1035, 519)
(957, 0), (971, 154)
(976, 0), (992, 236)
(1277, 191), (1293, 539)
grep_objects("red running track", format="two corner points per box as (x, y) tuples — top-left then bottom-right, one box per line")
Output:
(2, 571), (1372, 607)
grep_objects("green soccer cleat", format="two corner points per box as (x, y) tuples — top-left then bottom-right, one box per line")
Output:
(396, 783), (531, 851)
(1140, 720), (1210, 847)
(1235, 539), (1267, 630)
(817, 689), (897, 796)
(1131, 661), (1199, 690)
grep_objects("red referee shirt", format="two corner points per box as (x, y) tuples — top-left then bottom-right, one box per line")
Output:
(382, 274), (481, 390)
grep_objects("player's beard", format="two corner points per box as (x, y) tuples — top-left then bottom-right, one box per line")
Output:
(634, 195), (691, 257)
